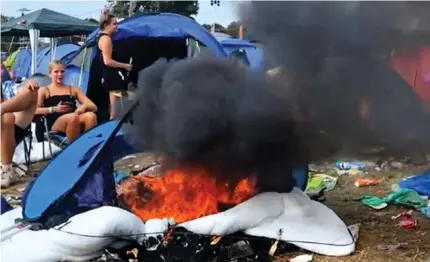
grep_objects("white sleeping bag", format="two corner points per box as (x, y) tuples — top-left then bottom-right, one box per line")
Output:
(180, 188), (355, 256)
(0, 206), (170, 262)
(1, 188), (354, 261)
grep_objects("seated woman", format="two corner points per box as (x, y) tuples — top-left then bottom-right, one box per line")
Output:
(36, 60), (98, 142)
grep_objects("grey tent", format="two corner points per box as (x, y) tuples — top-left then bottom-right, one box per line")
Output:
(1, 8), (97, 37)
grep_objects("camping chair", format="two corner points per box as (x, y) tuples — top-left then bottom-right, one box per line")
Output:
(12, 126), (33, 176)
(34, 115), (68, 160)
(40, 116), (68, 159)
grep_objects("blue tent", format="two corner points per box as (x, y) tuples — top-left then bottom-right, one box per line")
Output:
(12, 48), (32, 78)
(36, 43), (79, 74)
(216, 37), (264, 71)
(86, 13), (226, 57)
(11, 43), (79, 79)
(65, 13), (227, 94)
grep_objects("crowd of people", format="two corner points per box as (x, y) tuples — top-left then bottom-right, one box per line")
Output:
(0, 11), (132, 189)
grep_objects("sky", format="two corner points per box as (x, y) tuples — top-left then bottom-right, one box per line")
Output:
(0, 0), (239, 27)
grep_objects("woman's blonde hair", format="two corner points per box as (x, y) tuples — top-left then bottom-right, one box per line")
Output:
(99, 8), (116, 30)
(48, 60), (64, 73)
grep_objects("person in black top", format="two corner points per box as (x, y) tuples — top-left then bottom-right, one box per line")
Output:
(97, 9), (133, 120)
(35, 60), (98, 142)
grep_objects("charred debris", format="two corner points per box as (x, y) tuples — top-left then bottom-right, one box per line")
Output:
(95, 228), (298, 262)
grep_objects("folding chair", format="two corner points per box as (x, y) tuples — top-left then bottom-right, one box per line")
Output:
(34, 115), (68, 161)
(12, 126), (33, 177)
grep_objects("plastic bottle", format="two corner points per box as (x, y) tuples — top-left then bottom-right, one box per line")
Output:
(335, 161), (366, 171)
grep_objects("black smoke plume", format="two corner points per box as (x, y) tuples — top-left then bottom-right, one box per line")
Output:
(127, 56), (307, 193)
(239, 1), (430, 155)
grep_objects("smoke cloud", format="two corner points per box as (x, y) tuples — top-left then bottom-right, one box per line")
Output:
(122, 2), (430, 193)
(128, 55), (307, 192)
(239, 1), (430, 155)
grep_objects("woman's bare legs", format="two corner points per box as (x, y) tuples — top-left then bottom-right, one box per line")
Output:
(1, 87), (38, 166)
(109, 92), (117, 120)
(1, 87), (38, 187)
(79, 112), (97, 131)
(51, 113), (81, 142)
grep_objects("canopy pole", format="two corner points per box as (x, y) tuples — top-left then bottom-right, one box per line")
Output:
(78, 47), (88, 87)
(49, 38), (58, 62)
(29, 29), (40, 76)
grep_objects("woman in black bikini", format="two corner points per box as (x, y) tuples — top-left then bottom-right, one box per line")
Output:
(35, 60), (98, 142)
(97, 10), (133, 120)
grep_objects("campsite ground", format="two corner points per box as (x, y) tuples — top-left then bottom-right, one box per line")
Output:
(3, 153), (430, 262)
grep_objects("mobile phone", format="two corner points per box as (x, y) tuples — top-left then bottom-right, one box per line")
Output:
(61, 101), (74, 107)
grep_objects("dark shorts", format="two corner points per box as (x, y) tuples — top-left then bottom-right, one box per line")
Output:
(15, 125), (28, 144)
(101, 70), (127, 92)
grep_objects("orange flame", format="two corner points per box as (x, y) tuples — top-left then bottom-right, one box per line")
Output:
(119, 166), (257, 224)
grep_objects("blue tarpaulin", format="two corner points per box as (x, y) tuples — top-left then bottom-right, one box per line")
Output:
(398, 170), (430, 196)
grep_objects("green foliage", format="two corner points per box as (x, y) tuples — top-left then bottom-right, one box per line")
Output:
(107, 1), (199, 18)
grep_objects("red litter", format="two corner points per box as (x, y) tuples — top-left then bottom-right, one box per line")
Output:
(392, 211), (417, 229)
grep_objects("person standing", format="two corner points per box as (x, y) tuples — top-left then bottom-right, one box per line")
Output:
(97, 9), (133, 120)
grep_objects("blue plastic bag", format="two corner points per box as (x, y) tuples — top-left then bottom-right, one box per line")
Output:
(398, 170), (430, 197)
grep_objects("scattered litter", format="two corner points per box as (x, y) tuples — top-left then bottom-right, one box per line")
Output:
(94, 251), (123, 261)
(113, 171), (131, 184)
(420, 206), (430, 219)
(347, 223), (361, 242)
(126, 248), (139, 258)
(398, 217), (418, 229)
(210, 236), (222, 245)
(398, 170), (430, 197)
(354, 178), (379, 187)
(4, 196), (22, 207)
(120, 154), (137, 161)
(133, 165), (141, 170)
(392, 210), (417, 229)
(305, 177), (325, 194)
(360, 189), (427, 210)
(290, 254), (313, 262)
(390, 161), (404, 169)
(376, 243), (407, 251)
(391, 210), (413, 220)
(228, 240), (256, 260)
(314, 174), (337, 191)
(335, 161), (367, 175)
(336, 161), (366, 171)
(359, 196), (388, 210)
(135, 164), (162, 177)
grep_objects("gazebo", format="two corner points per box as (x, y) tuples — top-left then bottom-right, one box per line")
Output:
(1, 8), (97, 75)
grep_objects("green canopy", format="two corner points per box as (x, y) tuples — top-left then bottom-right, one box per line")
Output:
(1, 8), (98, 37)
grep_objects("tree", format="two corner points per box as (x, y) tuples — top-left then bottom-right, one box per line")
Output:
(225, 21), (240, 38)
(85, 18), (98, 24)
(107, 1), (199, 18)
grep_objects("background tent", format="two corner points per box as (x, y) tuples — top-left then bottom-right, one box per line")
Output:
(11, 43), (79, 78)
(65, 12), (227, 123)
(3, 49), (20, 68)
(216, 37), (264, 71)
(389, 46), (430, 108)
(1, 8), (97, 75)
